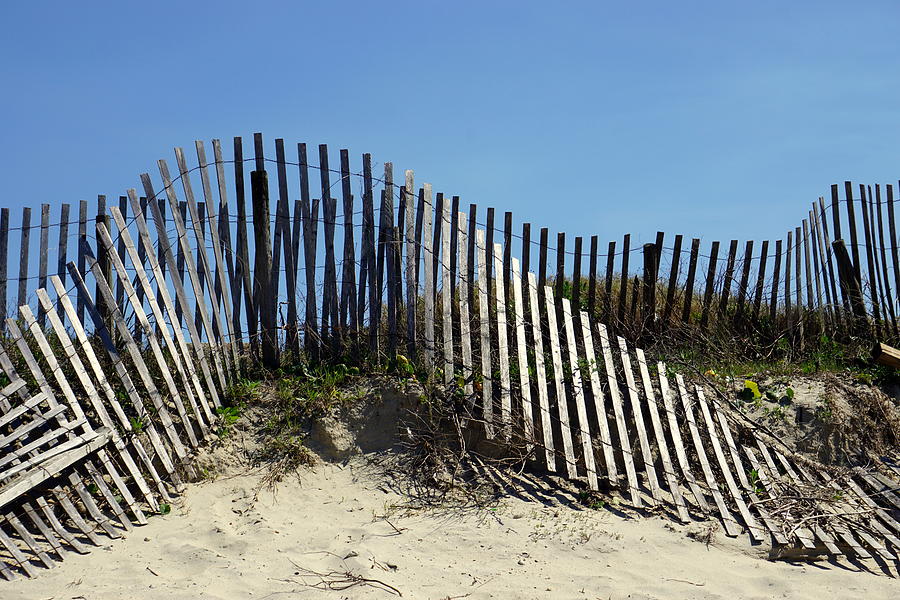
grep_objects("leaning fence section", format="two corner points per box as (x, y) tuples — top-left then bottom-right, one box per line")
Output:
(0, 134), (897, 578)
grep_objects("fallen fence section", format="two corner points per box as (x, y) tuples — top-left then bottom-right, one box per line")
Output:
(0, 134), (897, 578)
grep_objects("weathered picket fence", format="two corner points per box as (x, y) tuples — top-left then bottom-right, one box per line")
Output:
(0, 134), (897, 579)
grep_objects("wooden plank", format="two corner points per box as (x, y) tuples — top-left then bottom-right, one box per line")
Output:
(752, 240), (769, 320)
(193, 202), (208, 333)
(236, 137), (257, 355)
(300, 151), (321, 355)
(662, 234), (682, 324)
(641, 243), (657, 329)
(442, 198), (454, 383)
(810, 208), (830, 326)
(588, 235), (598, 318)
(538, 228), (549, 308)
(422, 184), (435, 364)
(604, 240), (615, 322)
(717, 239), (738, 315)
(803, 218), (823, 329)
(860, 185), (884, 332)
(888, 185), (900, 329)
(694, 387), (765, 542)
(819, 196), (844, 321)
(741, 447), (797, 548)
(735, 240), (753, 319)
(457, 216), (473, 396)
(617, 234), (630, 325)
(322, 194), (338, 347)
(681, 238), (700, 324)
(596, 323), (641, 505)
(769, 239), (783, 323)
(17, 207), (30, 308)
(634, 352), (689, 522)
(503, 212), (513, 302)
(338, 148), (356, 333)
(874, 185), (897, 333)
(794, 226), (805, 341)
(699, 240), (720, 329)
(475, 229), (493, 437)
(511, 257), (534, 444)
(36, 204), (49, 327)
(561, 298), (597, 490)
(125, 190), (221, 413)
(527, 272), (555, 471)
(76, 200), (87, 322)
(579, 311), (617, 483)
(544, 286), (577, 480)
(114, 197), (128, 315)
(572, 236), (582, 311)
(0, 208), (7, 324)
(845, 181), (862, 284)
(493, 243), (512, 432)
(674, 375), (741, 536)
(211, 139), (241, 353)
(405, 170), (416, 358)
(616, 337), (662, 505)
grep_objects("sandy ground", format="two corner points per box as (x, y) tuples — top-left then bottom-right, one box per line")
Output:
(4, 456), (897, 600)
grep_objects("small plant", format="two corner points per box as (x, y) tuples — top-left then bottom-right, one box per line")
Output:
(578, 489), (606, 511)
(129, 416), (144, 433)
(158, 503), (171, 515)
(738, 380), (761, 403)
(747, 468), (764, 496)
(215, 405), (243, 438)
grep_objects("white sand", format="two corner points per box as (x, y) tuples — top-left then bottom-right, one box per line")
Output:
(5, 458), (897, 600)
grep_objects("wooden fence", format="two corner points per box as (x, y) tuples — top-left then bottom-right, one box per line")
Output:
(0, 133), (897, 578)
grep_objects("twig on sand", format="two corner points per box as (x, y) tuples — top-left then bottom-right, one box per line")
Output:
(286, 559), (403, 596)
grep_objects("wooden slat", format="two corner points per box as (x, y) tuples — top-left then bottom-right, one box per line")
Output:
(527, 272), (555, 471)
(544, 286), (577, 480)
(770, 239), (783, 323)
(511, 258), (534, 444)
(604, 240), (615, 322)
(442, 198), (454, 383)
(0, 208), (8, 327)
(681, 238), (700, 324)
(634, 352), (689, 522)
(588, 235), (598, 318)
(17, 207), (30, 308)
(475, 229), (493, 436)
(561, 298), (597, 490)
(579, 311), (617, 483)
(617, 234), (630, 325)
(596, 323), (640, 505)
(717, 240), (738, 315)
(493, 243), (512, 431)
(752, 240), (769, 320)
(422, 184), (435, 364)
(819, 196), (844, 321)
(405, 170), (417, 357)
(675, 374), (741, 536)
(37, 204), (49, 327)
(457, 215), (473, 396)
(874, 185), (897, 333)
(699, 241), (720, 329)
(616, 337), (662, 505)
(662, 234), (682, 324)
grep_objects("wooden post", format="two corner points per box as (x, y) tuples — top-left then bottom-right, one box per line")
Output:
(76, 200), (87, 322)
(604, 240), (615, 322)
(735, 240), (753, 319)
(251, 169), (278, 368)
(681, 238), (700, 324)
(555, 232), (566, 318)
(845, 182), (862, 285)
(769, 239), (783, 323)
(874, 185), (898, 334)
(55, 204), (69, 321)
(236, 137), (257, 356)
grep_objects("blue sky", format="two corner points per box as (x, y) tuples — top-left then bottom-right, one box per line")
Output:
(2, 1), (900, 248)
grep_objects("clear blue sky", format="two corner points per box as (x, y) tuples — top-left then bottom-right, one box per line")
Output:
(2, 1), (899, 248)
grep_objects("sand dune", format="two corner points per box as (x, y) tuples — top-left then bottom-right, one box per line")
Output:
(4, 455), (896, 600)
